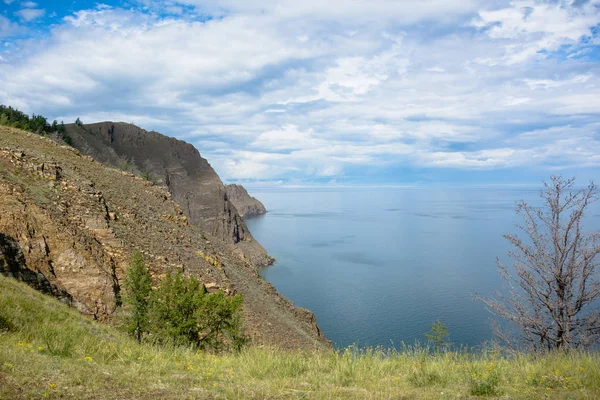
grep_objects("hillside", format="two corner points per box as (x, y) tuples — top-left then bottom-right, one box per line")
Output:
(1, 275), (599, 399)
(62, 122), (266, 266)
(225, 184), (267, 218)
(0, 126), (327, 349)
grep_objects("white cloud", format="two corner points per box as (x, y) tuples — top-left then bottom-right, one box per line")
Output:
(0, 1), (598, 183)
(14, 8), (45, 22)
(524, 74), (591, 89)
(0, 16), (23, 38)
(178, 0), (483, 22)
(472, 0), (600, 64)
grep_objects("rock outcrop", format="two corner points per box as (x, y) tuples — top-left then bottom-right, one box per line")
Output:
(0, 126), (329, 349)
(225, 184), (267, 218)
(62, 122), (267, 266)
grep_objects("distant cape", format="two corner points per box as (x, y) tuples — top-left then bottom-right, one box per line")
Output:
(225, 184), (267, 218)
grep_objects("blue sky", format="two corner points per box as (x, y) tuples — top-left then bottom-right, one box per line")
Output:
(1, 0), (599, 187)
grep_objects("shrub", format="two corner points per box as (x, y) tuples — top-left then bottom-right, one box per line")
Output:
(0, 314), (13, 332)
(148, 269), (246, 351)
(148, 269), (205, 347)
(199, 290), (246, 351)
(469, 363), (502, 396)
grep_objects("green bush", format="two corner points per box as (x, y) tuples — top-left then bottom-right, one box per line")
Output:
(148, 269), (206, 346)
(199, 290), (246, 351)
(0, 314), (13, 332)
(469, 364), (502, 396)
(148, 269), (246, 351)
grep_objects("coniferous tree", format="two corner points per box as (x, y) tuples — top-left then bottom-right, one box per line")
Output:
(425, 320), (449, 351)
(124, 251), (152, 343)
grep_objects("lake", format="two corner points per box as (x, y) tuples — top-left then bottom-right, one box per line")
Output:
(244, 187), (600, 349)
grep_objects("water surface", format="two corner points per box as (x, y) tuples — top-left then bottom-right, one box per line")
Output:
(245, 188), (600, 349)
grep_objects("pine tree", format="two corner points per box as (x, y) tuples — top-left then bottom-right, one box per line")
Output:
(425, 320), (449, 351)
(124, 251), (152, 343)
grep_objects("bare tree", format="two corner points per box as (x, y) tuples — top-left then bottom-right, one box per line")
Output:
(479, 176), (600, 351)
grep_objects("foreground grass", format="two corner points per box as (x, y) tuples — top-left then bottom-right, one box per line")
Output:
(1, 276), (599, 399)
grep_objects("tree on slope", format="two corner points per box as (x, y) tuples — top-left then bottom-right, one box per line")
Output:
(480, 176), (600, 351)
(148, 269), (246, 350)
(124, 250), (152, 343)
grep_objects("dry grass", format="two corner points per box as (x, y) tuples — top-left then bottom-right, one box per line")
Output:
(1, 275), (599, 399)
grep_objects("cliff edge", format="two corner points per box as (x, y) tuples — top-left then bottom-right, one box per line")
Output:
(225, 184), (267, 218)
(0, 126), (329, 349)
(62, 122), (266, 267)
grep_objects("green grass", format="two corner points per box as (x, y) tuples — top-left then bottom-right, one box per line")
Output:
(1, 275), (599, 399)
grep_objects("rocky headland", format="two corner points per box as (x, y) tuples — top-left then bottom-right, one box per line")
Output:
(0, 125), (329, 349)
(225, 184), (267, 218)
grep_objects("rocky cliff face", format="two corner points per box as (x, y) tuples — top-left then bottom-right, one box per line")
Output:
(225, 184), (267, 218)
(62, 122), (266, 266)
(0, 126), (329, 349)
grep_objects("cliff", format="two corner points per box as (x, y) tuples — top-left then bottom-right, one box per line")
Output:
(0, 126), (328, 349)
(225, 184), (267, 218)
(62, 122), (266, 266)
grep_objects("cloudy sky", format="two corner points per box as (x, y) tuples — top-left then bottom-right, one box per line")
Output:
(1, 0), (599, 186)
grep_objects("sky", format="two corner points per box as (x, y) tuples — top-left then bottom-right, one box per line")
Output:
(1, 0), (599, 187)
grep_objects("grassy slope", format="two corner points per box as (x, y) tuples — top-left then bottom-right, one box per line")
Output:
(1, 277), (599, 399)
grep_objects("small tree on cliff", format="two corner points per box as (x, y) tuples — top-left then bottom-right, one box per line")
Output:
(124, 251), (152, 343)
(479, 176), (600, 351)
(425, 320), (449, 351)
(148, 269), (205, 346)
(148, 269), (246, 350)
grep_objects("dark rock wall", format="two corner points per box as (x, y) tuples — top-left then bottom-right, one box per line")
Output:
(225, 184), (267, 218)
(63, 122), (267, 266)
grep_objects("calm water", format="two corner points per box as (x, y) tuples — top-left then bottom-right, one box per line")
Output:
(245, 188), (600, 349)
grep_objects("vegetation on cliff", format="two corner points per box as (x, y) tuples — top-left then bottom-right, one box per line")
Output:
(0, 104), (71, 144)
(141, 267), (246, 351)
(1, 275), (600, 399)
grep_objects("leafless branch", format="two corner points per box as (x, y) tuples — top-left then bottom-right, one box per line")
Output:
(480, 176), (600, 351)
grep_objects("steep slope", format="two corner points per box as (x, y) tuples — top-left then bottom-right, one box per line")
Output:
(62, 122), (266, 266)
(0, 126), (328, 349)
(225, 184), (267, 217)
